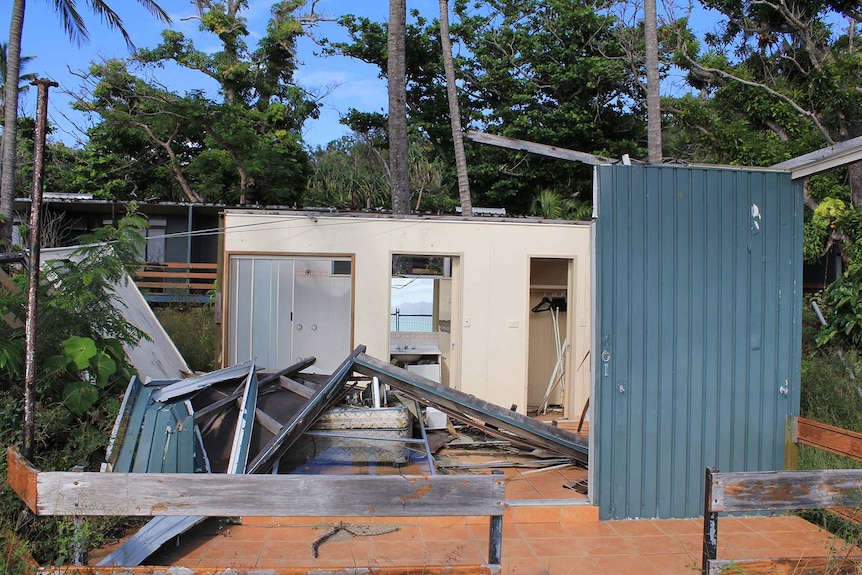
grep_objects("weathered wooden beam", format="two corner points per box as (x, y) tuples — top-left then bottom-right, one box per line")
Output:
(464, 130), (616, 166)
(708, 557), (862, 575)
(798, 417), (862, 463)
(7, 447), (504, 518)
(32, 565), (497, 574)
(278, 375), (317, 399)
(710, 469), (862, 512)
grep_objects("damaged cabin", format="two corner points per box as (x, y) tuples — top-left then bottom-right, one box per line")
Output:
(7, 162), (829, 574)
(220, 210), (593, 422)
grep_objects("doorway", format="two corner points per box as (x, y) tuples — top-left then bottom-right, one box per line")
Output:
(528, 258), (571, 416)
(389, 254), (459, 388)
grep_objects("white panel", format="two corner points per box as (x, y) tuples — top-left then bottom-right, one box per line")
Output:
(250, 259), (274, 367)
(229, 258), (254, 365)
(292, 260), (352, 374)
(274, 260), (295, 369)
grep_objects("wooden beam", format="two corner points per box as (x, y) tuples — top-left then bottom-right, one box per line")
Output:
(708, 557), (862, 575)
(278, 375), (317, 399)
(710, 469), (862, 512)
(7, 447), (504, 518)
(798, 417), (862, 463)
(6, 447), (38, 512)
(464, 130), (616, 166)
(27, 565), (497, 574)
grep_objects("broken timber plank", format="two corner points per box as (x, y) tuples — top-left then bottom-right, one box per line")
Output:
(797, 417), (862, 463)
(279, 375), (317, 399)
(710, 469), (862, 512)
(35, 565), (497, 574)
(708, 557), (862, 575)
(353, 352), (588, 463)
(464, 130), (616, 166)
(6, 447), (504, 518)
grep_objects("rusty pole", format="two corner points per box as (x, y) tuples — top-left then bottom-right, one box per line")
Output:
(22, 78), (58, 460)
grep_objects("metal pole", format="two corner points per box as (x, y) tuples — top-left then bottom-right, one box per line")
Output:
(22, 78), (58, 460)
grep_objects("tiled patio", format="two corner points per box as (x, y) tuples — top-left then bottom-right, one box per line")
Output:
(132, 509), (855, 575)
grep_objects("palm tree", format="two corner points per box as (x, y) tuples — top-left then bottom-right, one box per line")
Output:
(644, 0), (662, 162)
(0, 0), (171, 249)
(438, 0), (472, 217)
(0, 42), (36, 119)
(388, 0), (410, 215)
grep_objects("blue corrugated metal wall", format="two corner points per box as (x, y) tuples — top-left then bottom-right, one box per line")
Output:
(594, 165), (803, 519)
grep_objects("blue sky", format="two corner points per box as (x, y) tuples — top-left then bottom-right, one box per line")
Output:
(4, 0), (719, 150)
(4, 0), (436, 149)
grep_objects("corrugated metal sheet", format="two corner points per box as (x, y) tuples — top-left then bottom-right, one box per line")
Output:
(594, 165), (803, 519)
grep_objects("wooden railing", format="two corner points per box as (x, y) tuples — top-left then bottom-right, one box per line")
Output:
(134, 262), (218, 292)
(700, 417), (862, 574)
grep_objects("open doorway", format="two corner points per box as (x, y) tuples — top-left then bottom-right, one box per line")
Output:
(528, 258), (571, 417)
(389, 254), (458, 388)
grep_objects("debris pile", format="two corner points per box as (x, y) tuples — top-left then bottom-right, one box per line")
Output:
(97, 345), (589, 567)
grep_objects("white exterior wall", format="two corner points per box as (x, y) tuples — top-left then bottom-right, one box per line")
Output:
(222, 212), (591, 415)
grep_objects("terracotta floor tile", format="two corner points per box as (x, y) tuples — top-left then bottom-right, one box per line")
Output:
(421, 523), (476, 541)
(626, 534), (687, 555)
(673, 533), (706, 555)
(508, 507), (562, 523)
(643, 551), (700, 573)
(266, 525), (332, 543)
(199, 539), (262, 562)
(371, 540), (429, 565)
(422, 540), (484, 565)
(506, 482), (542, 499)
(533, 483), (578, 499)
(560, 467), (588, 480)
(502, 555), (552, 575)
(370, 525), (423, 542)
(516, 522), (575, 539)
(577, 536), (638, 556)
(653, 518), (701, 535)
(738, 515), (801, 532)
(559, 505), (598, 523)
(607, 519), (665, 537)
(255, 540), (316, 566)
(565, 521), (619, 537)
(718, 517), (756, 533)
(499, 537), (538, 559)
(548, 555), (605, 575)
(221, 525), (271, 541)
(527, 537), (587, 557)
(592, 553), (666, 575)
(313, 540), (373, 564)
(722, 531), (780, 554)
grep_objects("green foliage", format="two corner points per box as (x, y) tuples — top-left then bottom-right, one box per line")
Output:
(530, 189), (592, 221)
(0, 211), (147, 563)
(74, 1), (314, 205)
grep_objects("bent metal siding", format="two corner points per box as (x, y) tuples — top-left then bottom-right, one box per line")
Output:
(594, 165), (803, 519)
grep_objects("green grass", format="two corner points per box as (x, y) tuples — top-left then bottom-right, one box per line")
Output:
(152, 304), (219, 372)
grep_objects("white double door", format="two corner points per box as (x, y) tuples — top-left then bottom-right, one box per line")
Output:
(228, 256), (352, 374)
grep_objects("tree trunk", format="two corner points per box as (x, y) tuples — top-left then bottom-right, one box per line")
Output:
(1, 0), (26, 249)
(644, 0), (662, 163)
(388, 0), (410, 215)
(439, 0), (472, 217)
